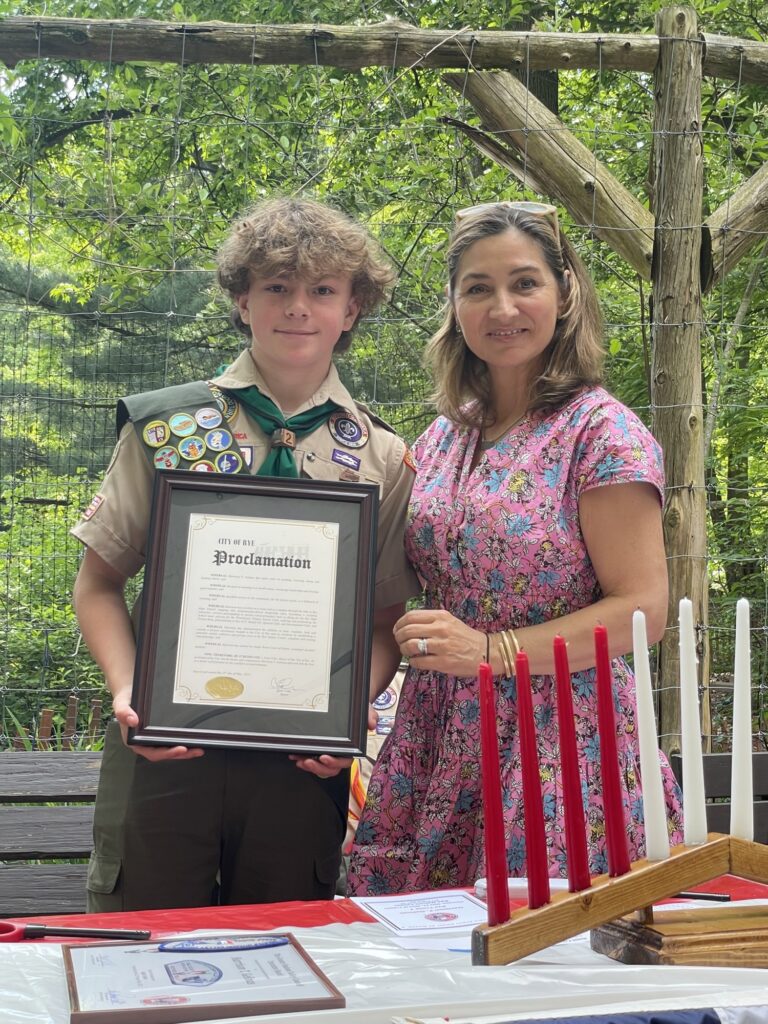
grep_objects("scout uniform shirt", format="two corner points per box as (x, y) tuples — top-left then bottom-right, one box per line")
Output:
(72, 348), (418, 613)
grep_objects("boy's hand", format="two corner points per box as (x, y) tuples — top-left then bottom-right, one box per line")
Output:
(112, 684), (204, 762)
(289, 753), (353, 778)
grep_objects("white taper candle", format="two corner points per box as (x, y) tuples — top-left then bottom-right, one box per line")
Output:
(633, 610), (670, 860)
(679, 597), (708, 845)
(730, 598), (754, 840)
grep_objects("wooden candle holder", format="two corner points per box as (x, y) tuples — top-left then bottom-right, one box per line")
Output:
(471, 834), (768, 966)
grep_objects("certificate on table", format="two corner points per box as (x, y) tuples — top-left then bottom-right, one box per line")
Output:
(63, 933), (344, 1023)
(351, 890), (489, 936)
(128, 471), (378, 756)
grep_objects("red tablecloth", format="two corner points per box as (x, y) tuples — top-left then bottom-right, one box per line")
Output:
(9, 897), (375, 941)
(9, 874), (768, 943)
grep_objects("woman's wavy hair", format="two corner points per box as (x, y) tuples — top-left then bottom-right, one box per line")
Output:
(216, 197), (395, 353)
(425, 204), (604, 427)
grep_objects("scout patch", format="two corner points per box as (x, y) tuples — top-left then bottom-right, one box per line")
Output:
(403, 446), (417, 473)
(195, 407), (223, 430)
(328, 410), (368, 448)
(81, 493), (104, 521)
(214, 451), (242, 473)
(168, 411), (197, 438)
(153, 446), (181, 469)
(240, 445), (254, 468)
(191, 460), (216, 472)
(331, 449), (361, 471)
(373, 685), (398, 711)
(142, 420), (171, 447)
(339, 467), (360, 482)
(178, 436), (207, 461)
(205, 427), (233, 452)
(207, 384), (238, 422)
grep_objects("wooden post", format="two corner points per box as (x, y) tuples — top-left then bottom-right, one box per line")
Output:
(650, 7), (709, 752)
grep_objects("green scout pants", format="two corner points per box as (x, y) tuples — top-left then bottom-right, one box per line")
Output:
(86, 721), (345, 912)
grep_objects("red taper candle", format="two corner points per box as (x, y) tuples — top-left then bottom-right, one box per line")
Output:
(553, 635), (591, 892)
(478, 661), (510, 926)
(594, 624), (631, 876)
(515, 650), (551, 909)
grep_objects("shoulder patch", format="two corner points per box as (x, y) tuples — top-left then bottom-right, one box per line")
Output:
(403, 447), (417, 473)
(81, 493), (104, 521)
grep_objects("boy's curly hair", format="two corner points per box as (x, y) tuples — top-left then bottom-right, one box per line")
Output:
(216, 197), (395, 353)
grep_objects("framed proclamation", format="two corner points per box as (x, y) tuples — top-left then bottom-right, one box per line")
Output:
(63, 933), (345, 1023)
(127, 470), (378, 756)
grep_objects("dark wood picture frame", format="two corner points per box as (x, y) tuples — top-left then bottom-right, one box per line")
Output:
(128, 470), (378, 756)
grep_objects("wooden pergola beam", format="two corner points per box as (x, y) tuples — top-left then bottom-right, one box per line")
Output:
(1, 17), (767, 85)
(704, 159), (768, 291)
(442, 70), (654, 279)
(651, 6), (708, 749)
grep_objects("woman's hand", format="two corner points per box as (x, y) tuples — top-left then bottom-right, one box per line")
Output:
(289, 754), (353, 778)
(393, 608), (486, 677)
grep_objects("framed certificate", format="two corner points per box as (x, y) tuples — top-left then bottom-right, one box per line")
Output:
(128, 470), (378, 756)
(63, 933), (345, 1022)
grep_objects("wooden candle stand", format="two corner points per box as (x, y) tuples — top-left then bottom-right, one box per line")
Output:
(471, 834), (768, 966)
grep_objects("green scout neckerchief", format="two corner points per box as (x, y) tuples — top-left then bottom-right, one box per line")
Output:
(217, 367), (341, 478)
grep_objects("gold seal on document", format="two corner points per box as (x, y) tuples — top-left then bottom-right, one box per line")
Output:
(204, 676), (245, 699)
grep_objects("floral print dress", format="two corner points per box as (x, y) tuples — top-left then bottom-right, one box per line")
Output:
(348, 387), (684, 895)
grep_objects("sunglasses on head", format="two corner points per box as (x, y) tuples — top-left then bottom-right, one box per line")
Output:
(455, 200), (560, 244)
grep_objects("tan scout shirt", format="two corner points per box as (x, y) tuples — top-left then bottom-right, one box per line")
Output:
(72, 350), (419, 610)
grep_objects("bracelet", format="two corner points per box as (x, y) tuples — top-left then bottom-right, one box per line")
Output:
(498, 631), (515, 678)
(506, 628), (521, 660)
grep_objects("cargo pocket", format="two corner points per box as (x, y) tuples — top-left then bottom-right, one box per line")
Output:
(86, 853), (123, 912)
(314, 849), (342, 889)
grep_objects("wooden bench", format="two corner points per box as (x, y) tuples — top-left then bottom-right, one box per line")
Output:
(0, 750), (102, 916)
(669, 751), (768, 843)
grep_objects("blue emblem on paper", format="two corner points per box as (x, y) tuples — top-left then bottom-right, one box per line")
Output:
(164, 960), (223, 987)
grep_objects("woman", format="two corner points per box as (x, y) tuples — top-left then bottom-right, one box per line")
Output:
(348, 200), (683, 895)
(72, 196), (417, 911)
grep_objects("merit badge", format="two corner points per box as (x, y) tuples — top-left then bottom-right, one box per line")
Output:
(331, 448), (361, 471)
(81, 493), (104, 521)
(328, 410), (368, 449)
(168, 411), (197, 438)
(214, 451), (242, 473)
(153, 446), (180, 469)
(195, 406), (223, 430)
(142, 420), (170, 447)
(178, 436), (206, 461)
(373, 685), (398, 711)
(190, 460), (216, 472)
(204, 427), (233, 452)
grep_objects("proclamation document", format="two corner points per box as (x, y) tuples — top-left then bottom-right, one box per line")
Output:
(64, 934), (344, 1020)
(173, 513), (338, 712)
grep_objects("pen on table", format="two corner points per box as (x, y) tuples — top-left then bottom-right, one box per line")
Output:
(0, 922), (151, 942)
(672, 891), (731, 902)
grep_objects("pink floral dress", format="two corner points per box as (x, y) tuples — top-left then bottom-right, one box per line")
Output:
(348, 387), (684, 895)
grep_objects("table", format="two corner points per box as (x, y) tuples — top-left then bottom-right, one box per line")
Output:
(3, 876), (768, 1024)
